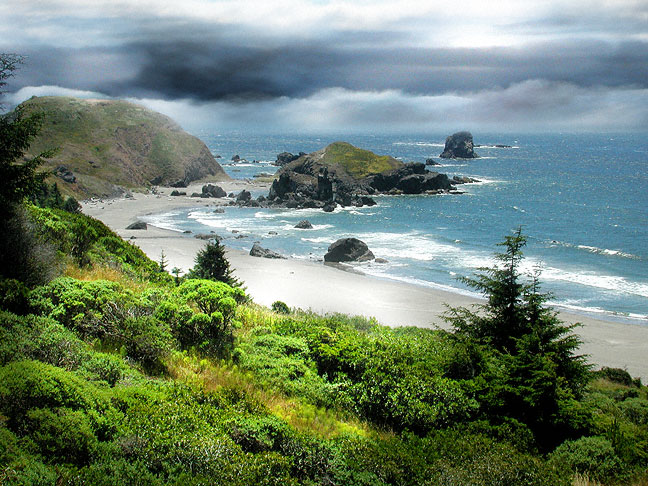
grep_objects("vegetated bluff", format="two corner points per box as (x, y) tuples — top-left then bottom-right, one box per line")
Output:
(20, 96), (229, 198)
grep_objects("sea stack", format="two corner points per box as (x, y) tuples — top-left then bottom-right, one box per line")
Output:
(439, 131), (479, 159)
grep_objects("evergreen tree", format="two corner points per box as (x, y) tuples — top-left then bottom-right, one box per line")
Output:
(0, 54), (58, 283)
(0, 55), (55, 221)
(158, 250), (168, 273)
(187, 240), (240, 287)
(445, 228), (590, 449)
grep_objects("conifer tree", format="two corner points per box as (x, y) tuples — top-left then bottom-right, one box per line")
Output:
(187, 240), (240, 287)
(445, 228), (590, 449)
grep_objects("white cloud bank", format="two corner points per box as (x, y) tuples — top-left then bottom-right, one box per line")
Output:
(10, 81), (647, 134)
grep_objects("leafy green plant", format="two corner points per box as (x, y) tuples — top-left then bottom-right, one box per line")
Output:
(271, 301), (291, 314)
(549, 436), (623, 482)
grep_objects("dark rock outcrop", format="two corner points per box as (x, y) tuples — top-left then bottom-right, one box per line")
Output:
(425, 158), (441, 166)
(324, 238), (375, 263)
(243, 142), (475, 212)
(170, 190), (186, 196)
(126, 221), (147, 230)
(452, 175), (480, 184)
(275, 152), (306, 166)
(202, 184), (227, 198)
(249, 243), (286, 259)
(55, 166), (76, 183)
(295, 220), (313, 229)
(371, 163), (453, 194)
(236, 190), (252, 202)
(440, 132), (478, 159)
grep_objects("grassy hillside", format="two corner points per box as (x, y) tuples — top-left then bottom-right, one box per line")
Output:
(1, 207), (648, 485)
(20, 96), (229, 198)
(316, 142), (403, 179)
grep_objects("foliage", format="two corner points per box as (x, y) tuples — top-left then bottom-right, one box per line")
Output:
(272, 300), (291, 314)
(0, 55), (55, 220)
(187, 239), (240, 286)
(0, 206), (61, 285)
(167, 279), (245, 356)
(445, 228), (591, 449)
(549, 436), (622, 482)
(32, 181), (81, 213)
(28, 205), (164, 279)
(2, 206), (647, 485)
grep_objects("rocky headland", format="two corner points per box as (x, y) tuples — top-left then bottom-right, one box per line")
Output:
(20, 96), (229, 199)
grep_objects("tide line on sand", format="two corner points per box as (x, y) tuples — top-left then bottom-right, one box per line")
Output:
(82, 182), (648, 382)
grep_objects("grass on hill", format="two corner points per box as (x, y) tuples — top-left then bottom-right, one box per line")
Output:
(17, 96), (227, 198)
(320, 142), (403, 179)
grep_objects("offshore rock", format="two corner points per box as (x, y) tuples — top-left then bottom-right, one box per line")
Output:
(324, 238), (375, 263)
(295, 220), (313, 229)
(440, 131), (479, 159)
(236, 190), (252, 202)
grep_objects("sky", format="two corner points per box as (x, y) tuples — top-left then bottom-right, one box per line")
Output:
(1, 0), (647, 134)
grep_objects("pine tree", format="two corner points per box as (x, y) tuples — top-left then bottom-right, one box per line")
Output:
(187, 240), (240, 287)
(1, 54), (55, 221)
(158, 250), (168, 273)
(445, 228), (590, 449)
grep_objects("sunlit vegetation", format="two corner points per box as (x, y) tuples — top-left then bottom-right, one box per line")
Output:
(2, 56), (647, 483)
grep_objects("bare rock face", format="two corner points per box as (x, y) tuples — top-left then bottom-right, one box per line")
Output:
(439, 132), (478, 159)
(324, 238), (375, 262)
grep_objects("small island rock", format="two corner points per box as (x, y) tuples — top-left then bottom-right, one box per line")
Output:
(295, 220), (313, 229)
(440, 131), (479, 159)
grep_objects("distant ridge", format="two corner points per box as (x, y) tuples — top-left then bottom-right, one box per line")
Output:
(20, 96), (229, 198)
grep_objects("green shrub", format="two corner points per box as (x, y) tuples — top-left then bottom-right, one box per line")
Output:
(618, 397), (648, 425)
(25, 407), (99, 465)
(80, 352), (129, 386)
(0, 279), (30, 314)
(596, 367), (641, 387)
(271, 301), (291, 314)
(165, 279), (246, 356)
(0, 311), (88, 368)
(0, 360), (117, 436)
(121, 315), (172, 370)
(549, 435), (623, 481)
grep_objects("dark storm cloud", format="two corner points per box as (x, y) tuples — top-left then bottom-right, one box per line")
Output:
(120, 38), (648, 101)
(8, 33), (648, 103)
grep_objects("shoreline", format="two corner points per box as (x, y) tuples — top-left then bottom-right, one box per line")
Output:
(82, 183), (648, 382)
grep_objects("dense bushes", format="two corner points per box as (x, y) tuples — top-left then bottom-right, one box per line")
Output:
(1, 208), (648, 485)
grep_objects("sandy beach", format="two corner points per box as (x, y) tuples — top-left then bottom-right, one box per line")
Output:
(82, 184), (648, 382)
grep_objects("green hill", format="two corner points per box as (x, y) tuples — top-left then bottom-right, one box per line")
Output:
(314, 141), (403, 179)
(20, 96), (229, 198)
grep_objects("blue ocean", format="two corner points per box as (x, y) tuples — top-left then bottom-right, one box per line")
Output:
(145, 132), (648, 324)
